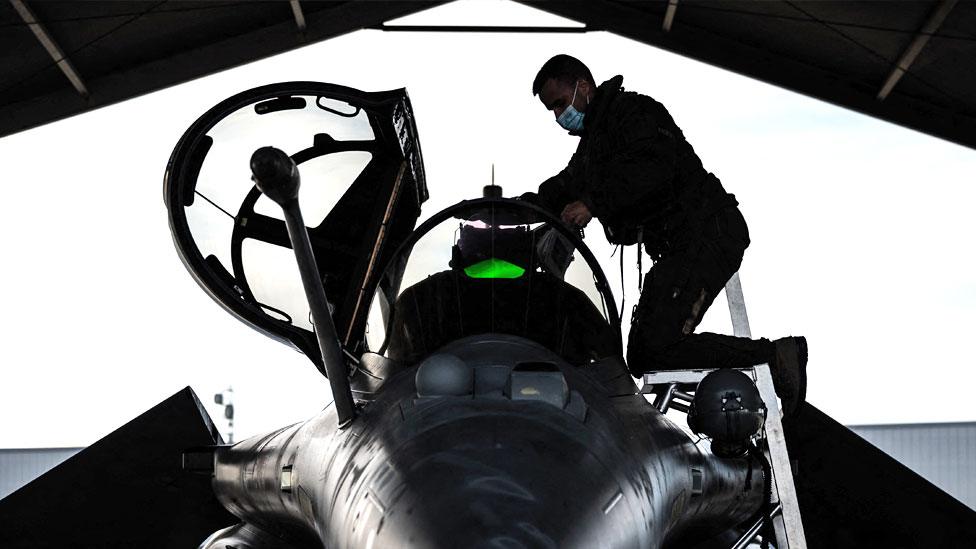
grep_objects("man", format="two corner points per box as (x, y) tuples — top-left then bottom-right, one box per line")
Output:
(525, 54), (807, 414)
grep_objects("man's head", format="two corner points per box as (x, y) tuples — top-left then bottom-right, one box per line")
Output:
(533, 54), (596, 123)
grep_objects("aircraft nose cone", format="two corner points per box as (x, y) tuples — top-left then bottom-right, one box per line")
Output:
(344, 406), (648, 549)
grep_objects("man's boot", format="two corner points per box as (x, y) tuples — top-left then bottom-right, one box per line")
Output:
(770, 336), (808, 417)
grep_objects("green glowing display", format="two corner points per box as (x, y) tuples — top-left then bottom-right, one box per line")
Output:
(463, 258), (525, 279)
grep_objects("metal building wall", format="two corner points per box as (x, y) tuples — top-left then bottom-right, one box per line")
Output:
(0, 448), (81, 500)
(848, 422), (976, 510)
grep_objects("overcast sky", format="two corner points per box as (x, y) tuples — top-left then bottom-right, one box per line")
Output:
(2, 1), (975, 448)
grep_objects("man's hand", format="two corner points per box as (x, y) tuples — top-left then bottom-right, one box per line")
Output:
(561, 200), (592, 228)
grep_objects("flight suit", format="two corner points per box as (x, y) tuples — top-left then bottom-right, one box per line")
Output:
(533, 75), (775, 374)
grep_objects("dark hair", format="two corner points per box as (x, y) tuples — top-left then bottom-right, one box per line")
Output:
(532, 54), (595, 96)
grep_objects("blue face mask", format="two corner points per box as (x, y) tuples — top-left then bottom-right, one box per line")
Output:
(557, 81), (586, 132)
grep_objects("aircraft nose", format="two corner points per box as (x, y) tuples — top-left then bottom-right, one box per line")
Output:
(384, 448), (639, 548)
(340, 407), (649, 548)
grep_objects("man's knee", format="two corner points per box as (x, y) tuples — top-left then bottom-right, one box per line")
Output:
(632, 285), (712, 339)
(627, 311), (688, 373)
(627, 280), (720, 372)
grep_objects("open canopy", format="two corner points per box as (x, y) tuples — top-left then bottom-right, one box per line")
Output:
(164, 81), (427, 372)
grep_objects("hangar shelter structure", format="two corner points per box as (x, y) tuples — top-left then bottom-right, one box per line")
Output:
(1, 0), (974, 149)
(2, 2), (975, 549)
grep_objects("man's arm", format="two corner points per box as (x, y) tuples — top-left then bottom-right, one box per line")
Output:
(580, 97), (678, 221)
(521, 154), (582, 218)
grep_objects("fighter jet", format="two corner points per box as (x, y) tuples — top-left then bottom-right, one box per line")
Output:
(163, 81), (770, 548)
(3, 82), (974, 549)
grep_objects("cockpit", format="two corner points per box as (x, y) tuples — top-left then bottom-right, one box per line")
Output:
(163, 82), (621, 381)
(366, 193), (621, 365)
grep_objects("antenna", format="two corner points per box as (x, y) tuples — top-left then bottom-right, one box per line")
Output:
(483, 164), (502, 198)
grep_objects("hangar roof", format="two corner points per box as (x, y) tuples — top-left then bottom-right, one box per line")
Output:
(2, 1), (974, 149)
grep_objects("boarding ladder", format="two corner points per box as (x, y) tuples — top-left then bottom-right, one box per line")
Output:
(640, 272), (807, 549)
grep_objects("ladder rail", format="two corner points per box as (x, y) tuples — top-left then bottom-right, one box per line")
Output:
(639, 272), (807, 548)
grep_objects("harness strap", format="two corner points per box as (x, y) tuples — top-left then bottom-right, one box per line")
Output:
(618, 244), (626, 320)
(636, 227), (644, 292)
